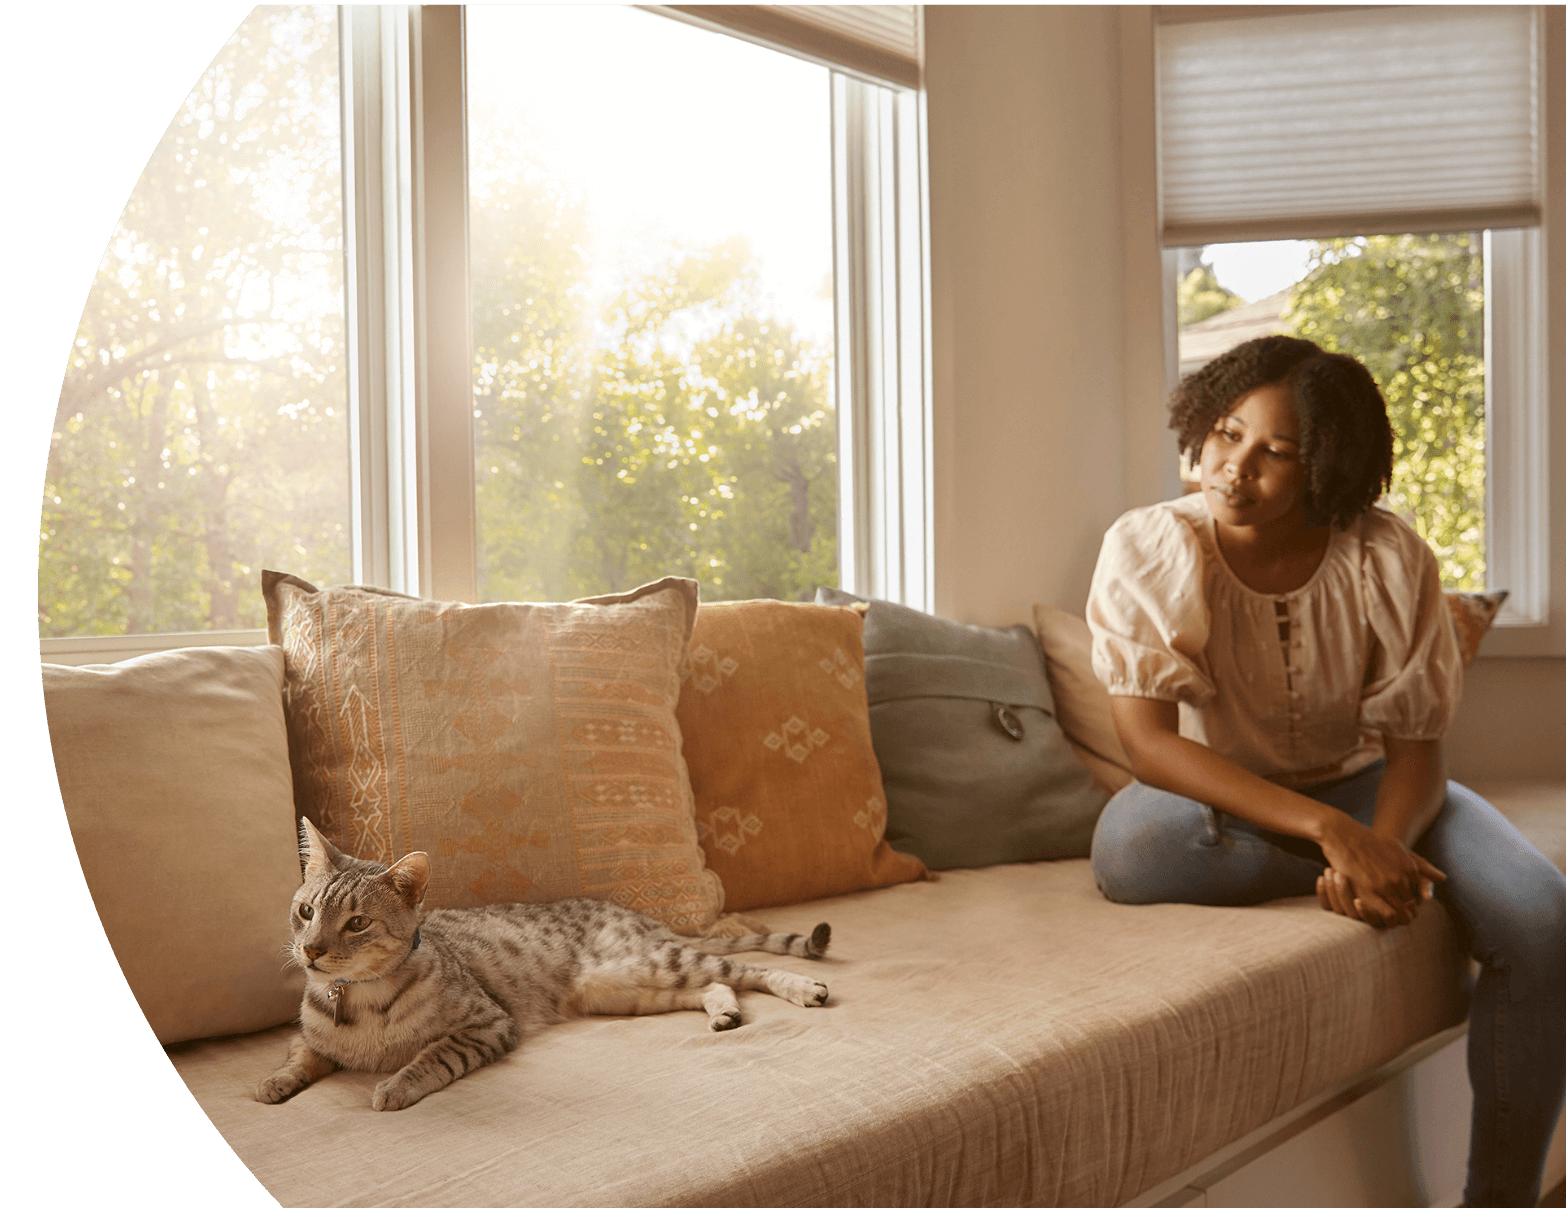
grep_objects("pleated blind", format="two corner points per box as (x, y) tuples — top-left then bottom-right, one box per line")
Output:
(655, 5), (923, 88)
(1156, 5), (1541, 245)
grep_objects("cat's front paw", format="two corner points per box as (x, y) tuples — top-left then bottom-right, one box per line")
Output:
(371, 1076), (427, 1112)
(256, 1072), (303, 1104)
(709, 1008), (742, 1031)
(804, 980), (828, 1007)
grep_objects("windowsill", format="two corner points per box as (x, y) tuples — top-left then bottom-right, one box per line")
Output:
(1476, 623), (1566, 659)
(39, 629), (270, 668)
(38, 616), (1562, 668)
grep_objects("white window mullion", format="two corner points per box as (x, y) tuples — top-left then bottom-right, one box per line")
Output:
(408, 5), (476, 604)
(832, 71), (930, 609)
(1485, 227), (1548, 624)
(343, 4), (474, 602)
(342, 5), (415, 593)
(833, 73), (870, 597)
(897, 86), (932, 613)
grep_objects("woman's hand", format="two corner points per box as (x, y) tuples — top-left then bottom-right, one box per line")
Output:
(1314, 812), (1444, 928)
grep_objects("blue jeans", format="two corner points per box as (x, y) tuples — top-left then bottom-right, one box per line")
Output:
(1090, 761), (1566, 1208)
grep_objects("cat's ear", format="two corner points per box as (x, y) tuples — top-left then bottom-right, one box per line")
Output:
(381, 852), (431, 908)
(297, 817), (343, 880)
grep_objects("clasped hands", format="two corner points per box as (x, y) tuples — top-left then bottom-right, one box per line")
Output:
(1316, 815), (1445, 929)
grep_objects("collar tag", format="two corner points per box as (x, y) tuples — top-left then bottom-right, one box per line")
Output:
(327, 981), (346, 1027)
(411, 928), (421, 951)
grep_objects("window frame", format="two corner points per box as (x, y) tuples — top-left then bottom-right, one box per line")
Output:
(39, 2), (932, 665)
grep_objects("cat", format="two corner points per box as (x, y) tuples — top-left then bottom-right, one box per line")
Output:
(256, 818), (832, 1111)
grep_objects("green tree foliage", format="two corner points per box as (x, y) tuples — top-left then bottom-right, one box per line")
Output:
(1177, 265), (1243, 327)
(40, 6), (348, 636)
(469, 129), (836, 604)
(1283, 233), (1485, 588)
(43, 9), (838, 639)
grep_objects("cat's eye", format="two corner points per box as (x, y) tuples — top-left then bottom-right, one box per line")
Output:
(298, 904), (314, 921)
(346, 915), (371, 933)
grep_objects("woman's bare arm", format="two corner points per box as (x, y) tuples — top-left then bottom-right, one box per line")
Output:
(1109, 696), (1444, 927)
(1372, 736), (1447, 846)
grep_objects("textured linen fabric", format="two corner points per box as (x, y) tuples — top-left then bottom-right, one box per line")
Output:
(1087, 494), (1464, 789)
(1445, 589), (1509, 666)
(162, 779), (1566, 1208)
(43, 646), (305, 1043)
(675, 599), (926, 911)
(1031, 604), (1135, 795)
(816, 588), (1110, 870)
(264, 572), (723, 933)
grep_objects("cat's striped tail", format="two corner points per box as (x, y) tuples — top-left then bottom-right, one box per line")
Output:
(689, 922), (831, 960)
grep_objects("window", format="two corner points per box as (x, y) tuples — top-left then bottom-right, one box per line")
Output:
(40, 6), (349, 645)
(1156, 5), (1546, 626)
(39, 4), (929, 663)
(465, 6), (835, 604)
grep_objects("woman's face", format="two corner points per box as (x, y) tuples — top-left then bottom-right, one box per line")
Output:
(1199, 382), (1309, 532)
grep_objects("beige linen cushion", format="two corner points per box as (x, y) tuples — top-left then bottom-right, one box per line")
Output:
(265, 572), (723, 933)
(43, 646), (305, 1044)
(1031, 604), (1135, 794)
(675, 600), (927, 912)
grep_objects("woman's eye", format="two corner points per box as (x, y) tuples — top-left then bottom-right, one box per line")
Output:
(298, 904), (314, 921)
(346, 915), (371, 933)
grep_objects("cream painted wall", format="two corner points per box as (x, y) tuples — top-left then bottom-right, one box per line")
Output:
(925, 4), (1137, 626)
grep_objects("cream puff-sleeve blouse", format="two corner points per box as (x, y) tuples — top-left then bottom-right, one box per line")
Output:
(1087, 493), (1463, 789)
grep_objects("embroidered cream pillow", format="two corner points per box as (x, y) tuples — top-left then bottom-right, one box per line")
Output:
(264, 572), (723, 934)
(676, 600), (927, 912)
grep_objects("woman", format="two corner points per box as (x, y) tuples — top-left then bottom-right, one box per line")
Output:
(1087, 335), (1566, 1208)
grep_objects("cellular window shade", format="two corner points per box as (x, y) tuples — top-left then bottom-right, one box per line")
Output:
(655, 5), (922, 88)
(1157, 5), (1540, 246)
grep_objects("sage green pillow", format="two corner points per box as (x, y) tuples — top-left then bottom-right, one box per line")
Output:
(816, 589), (1109, 870)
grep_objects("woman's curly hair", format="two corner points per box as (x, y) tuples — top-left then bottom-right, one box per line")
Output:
(1169, 334), (1394, 529)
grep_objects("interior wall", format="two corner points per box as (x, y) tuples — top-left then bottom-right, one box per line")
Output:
(925, 4), (1133, 626)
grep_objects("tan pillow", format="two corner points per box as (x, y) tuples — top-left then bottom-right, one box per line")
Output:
(1445, 589), (1508, 668)
(264, 572), (723, 934)
(676, 600), (927, 912)
(1030, 604), (1135, 794)
(43, 646), (305, 1044)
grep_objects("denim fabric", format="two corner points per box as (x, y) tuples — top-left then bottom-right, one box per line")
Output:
(1090, 761), (1566, 1208)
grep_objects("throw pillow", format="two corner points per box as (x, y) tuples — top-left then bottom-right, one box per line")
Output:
(675, 599), (927, 911)
(1030, 604), (1135, 794)
(43, 646), (305, 1044)
(264, 571), (723, 934)
(817, 589), (1110, 870)
(1446, 589), (1508, 668)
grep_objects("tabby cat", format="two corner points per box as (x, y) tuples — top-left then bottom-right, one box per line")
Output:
(257, 819), (831, 1111)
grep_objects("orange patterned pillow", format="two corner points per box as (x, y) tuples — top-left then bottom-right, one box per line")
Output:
(676, 600), (928, 912)
(263, 571), (723, 934)
(1446, 589), (1508, 668)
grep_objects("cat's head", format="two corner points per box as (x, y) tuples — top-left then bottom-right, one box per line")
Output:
(287, 817), (431, 984)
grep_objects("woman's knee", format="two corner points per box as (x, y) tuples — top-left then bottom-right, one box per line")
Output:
(1429, 782), (1566, 980)
(1090, 783), (1219, 904)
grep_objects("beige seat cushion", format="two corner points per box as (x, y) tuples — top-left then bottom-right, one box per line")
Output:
(264, 572), (723, 933)
(676, 599), (927, 911)
(169, 846), (1478, 1208)
(43, 646), (305, 1044)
